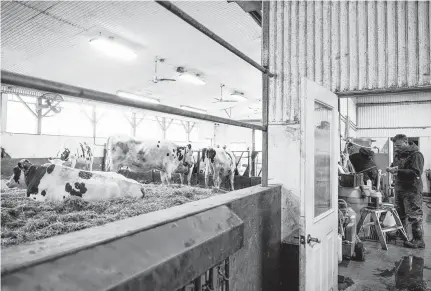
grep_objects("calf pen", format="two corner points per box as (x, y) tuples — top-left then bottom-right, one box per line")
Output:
(1, 185), (282, 291)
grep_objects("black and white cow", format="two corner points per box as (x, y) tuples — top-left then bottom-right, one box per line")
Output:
(5, 159), (145, 202)
(48, 141), (94, 171)
(102, 135), (195, 186)
(202, 147), (236, 191)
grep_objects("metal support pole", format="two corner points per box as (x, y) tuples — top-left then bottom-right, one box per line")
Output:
(131, 112), (137, 137)
(36, 97), (42, 134)
(251, 129), (256, 176)
(186, 121), (190, 141)
(1, 93), (8, 133)
(261, 0), (270, 187)
(162, 117), (167, 139)
(155, 1), (274, 77)
(92, 106), (97, 143)
(1, 71), (264, 131)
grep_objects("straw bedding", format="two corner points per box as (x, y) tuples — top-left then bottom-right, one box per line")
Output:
(1, 180), (219, 249)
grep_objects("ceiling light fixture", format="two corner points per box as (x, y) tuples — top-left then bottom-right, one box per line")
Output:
(89, 36), (137, 61)
(117, 91), (160, 104)
(180, 105), (207, 114)
(176, 67), (206, 86)
(230, 91), (247, 101)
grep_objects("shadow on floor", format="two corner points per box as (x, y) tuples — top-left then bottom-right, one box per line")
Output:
(338, 202), (431, 291)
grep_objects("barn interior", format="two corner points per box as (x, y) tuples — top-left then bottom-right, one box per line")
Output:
(1, 1), (431, 291)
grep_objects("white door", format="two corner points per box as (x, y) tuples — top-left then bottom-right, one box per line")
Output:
(299, 78), (339, 291)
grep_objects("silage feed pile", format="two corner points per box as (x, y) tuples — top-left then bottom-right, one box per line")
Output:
(1, 181), (217, 249)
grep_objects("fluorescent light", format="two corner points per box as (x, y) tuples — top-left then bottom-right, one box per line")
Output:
(178, 72), (206, 86)
(180, 105), (207, 114)
(230, 91), (247, 101)
(89, 37), (137, 61)
(117, 91), (160, 104)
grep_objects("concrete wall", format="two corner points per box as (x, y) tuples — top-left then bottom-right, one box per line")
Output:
(1, 185), (282, 291)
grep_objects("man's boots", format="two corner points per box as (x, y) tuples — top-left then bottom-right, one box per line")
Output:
(403, 223), (425, 249)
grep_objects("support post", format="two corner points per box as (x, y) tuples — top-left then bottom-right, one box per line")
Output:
(131, 113), (137, 137)
(1, 93), (8, 133)
(181, 121), (196, 142)
(261, 0), (270, 187)
(156, 117), (173, 140)
(265, 1), (301, 246)
(36, 97), (42, 134)
(92, 106), (97, 141)
(162, 117), (167, 139)
(251, 129), (256, 176)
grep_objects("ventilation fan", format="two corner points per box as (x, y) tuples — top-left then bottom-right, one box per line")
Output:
(150, 56), (176, 83)
(38, 93), (64, 116)
(213, 84), (237, 103)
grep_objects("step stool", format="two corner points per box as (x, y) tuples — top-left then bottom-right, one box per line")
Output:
(356, 203), (408, 250)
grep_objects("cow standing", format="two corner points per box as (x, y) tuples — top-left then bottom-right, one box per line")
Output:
(102, 135), (194, 186)
(48, 141), (94, 171)
(202, 147), (236, 191)
(5, 159), (145, 202)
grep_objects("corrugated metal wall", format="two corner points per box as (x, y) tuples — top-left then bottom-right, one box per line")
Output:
(355, 91), (431, 137)
(268, 1), (431, 123)
(358, 103), (431, 128)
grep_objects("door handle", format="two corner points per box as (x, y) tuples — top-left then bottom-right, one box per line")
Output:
(307, 234), (321, 244)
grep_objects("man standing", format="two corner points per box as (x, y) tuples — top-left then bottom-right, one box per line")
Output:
(386, 134), (425, 249)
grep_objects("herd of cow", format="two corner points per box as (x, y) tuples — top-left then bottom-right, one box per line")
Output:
(1, 135), (237, 202)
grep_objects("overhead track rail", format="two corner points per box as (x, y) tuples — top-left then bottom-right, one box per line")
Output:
(154, 1), (274, 77)
(0, 71), (264, 131)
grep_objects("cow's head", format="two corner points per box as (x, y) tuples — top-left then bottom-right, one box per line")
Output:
(182, 144), (194, 168)
(27, 163), (57, 201)
(206, 148), (217, 163)
(60, 148), (71, 161)
(5, 159), (31, 189)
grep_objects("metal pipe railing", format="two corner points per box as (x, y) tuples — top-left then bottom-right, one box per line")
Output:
(155, 1), (274, 77)
(0, 70), (265, 131)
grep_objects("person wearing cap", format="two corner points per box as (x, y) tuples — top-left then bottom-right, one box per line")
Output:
(386, 134), (425, 249)
(346, 142), (380, 189)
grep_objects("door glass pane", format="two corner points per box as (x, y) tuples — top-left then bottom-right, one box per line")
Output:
(314, 102), (332, 217)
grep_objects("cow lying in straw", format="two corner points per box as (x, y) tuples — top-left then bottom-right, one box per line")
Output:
(5, 159), (145, 202)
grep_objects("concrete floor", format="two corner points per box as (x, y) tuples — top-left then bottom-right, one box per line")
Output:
(338, 201), (431, 291)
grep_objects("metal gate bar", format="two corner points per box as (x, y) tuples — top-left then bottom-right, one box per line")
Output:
(155, 1), (274, 77)
(0, 71), (264, 131)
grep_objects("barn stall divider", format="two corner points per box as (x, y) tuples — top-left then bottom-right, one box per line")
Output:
(0, 1), (279, 290)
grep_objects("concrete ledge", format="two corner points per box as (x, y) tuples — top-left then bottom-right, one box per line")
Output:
(1, 185), (276, 276)
(1, 206), (244, 291)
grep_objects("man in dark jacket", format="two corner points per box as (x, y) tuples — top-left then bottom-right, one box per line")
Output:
(347, 142), (380, 188)
(386, 134), (425, 249)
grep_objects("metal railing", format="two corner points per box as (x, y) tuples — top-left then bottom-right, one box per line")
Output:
(177, 259), (230, 291)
